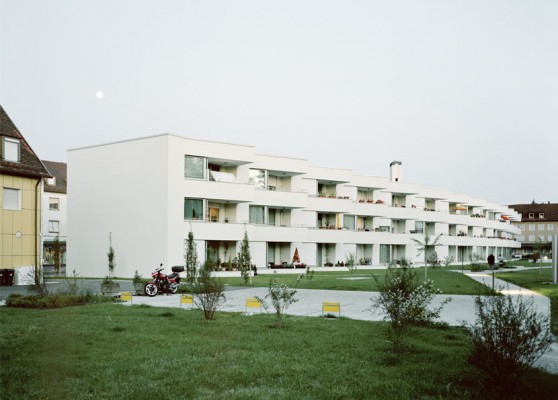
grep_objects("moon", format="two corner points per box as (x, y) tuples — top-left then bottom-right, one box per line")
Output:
(96, 91), (104, 99)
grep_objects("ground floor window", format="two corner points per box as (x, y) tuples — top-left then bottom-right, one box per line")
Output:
(380, 244), (390, 264)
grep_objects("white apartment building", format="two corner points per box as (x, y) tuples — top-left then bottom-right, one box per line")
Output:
(67, 134), (521, 278)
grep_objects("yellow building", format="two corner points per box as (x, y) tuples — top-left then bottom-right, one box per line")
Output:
(1, 106), (51, 284)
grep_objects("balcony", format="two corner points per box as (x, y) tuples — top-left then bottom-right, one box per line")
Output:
(183, 179), (254, 203)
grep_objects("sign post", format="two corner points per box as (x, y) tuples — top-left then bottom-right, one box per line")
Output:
(552, 235), (557, 284)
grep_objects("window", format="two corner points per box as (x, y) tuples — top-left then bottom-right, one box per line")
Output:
(249, 205), (265, 224)
(529, 235), (535, 241)
(549, 224), (555, 231)
(184, 155), (205, 179)
(2, 188), (20, 210)
(414, 221), (424, 234)
(2, 137), (20, 162)
(529, 224), (535, 231)
(344, 215), (355, 230)
(48, 220), (60, 233)
(538, 224), (545, 231)
(249, 169), (266, 189)
(539, 213), (545, 218)
(528, 213), (534, 218)
(46, 177), (56, 186)
(380, 244), (391, 264)
(49, 197), (60, 210)
(519, 225), (525, 231)
(517, 235), (525, 242)
(549, 236), (554, 242)
(184, 198), (203, 220)
(538, 235), (545, 242)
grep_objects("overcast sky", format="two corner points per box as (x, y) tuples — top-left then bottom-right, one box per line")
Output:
(1, 0), (556, 205)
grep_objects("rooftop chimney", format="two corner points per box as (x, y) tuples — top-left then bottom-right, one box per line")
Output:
(390, 161), (402, 182)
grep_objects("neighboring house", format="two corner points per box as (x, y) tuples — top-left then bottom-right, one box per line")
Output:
(41, 161), (67, 275)
(509, 202), (557, 255)
(68, 134), (521, 278)
(0, 106), (51, 284)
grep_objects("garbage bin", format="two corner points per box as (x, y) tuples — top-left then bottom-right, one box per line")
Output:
(0, 269), (15, 286)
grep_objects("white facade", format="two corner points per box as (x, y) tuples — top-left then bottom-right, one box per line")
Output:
(41, 161), (68, 270)
(67, 134), (521, 278)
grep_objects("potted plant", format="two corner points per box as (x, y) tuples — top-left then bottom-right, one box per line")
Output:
(132, 270), (146, 295)
(101, 243), (120, 295)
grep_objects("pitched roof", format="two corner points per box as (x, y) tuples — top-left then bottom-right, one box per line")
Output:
(42, 160), (67, 194)
(0, 105), (51, 179)
(508, 203), (558, 222)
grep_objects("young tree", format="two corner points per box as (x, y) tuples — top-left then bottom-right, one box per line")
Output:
(192, 257), (225, 320)
(373, 266), (451, 352)
(185, 230), (198, 283)
(237, 231), (252, 285)
(411, 233), (441, 280)
(107, 245), (115, 279)
(345, 251), (357, 274)
(534, 238), (551, 275)
(255, 269), (314, 328)
(53, 235), (62, 276)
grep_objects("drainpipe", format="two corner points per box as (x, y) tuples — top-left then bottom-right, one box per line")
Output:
(34, 178), (41, 285)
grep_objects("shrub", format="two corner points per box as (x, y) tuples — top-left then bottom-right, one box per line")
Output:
(192, 258), (225, 320)
(463, 291), (554, 390)
(6, 293), (114, 309)
(373, 266), (451, 351)
(255, 268), (314, 328)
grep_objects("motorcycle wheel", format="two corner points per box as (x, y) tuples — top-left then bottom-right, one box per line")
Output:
(145, 283), (158, 297)
(169, 282), (178, 294)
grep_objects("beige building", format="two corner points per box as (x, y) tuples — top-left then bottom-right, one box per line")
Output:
(1, 106), (51, 284)
(509, 202), (557, 255)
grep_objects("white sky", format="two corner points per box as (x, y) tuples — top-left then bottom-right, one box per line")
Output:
(1, 0), (556, 205)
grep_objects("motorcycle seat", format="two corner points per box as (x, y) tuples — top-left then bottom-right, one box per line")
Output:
(168, 272), (178, 279)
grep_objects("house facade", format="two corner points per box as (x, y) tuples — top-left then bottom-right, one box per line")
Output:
(41, 161), (67, 275)
(509, 202), (557, 256)
(67, 134), (521, 278)
(1, 106), (51, 284)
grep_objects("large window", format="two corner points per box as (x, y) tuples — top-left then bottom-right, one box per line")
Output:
(184, 198), (203, 220)
(380, 244), (391, 264)
(2, 137), (20, 162)
(344, 215), (355, 230)
(2, 188), (20, 210)
(249, 169), (266, 189)
(249, 205), (265, 224)
(184, 155), (205, 179)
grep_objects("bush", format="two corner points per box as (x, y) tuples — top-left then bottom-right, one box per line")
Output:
(192, 259), (225, 320)
(463, 291), (554, 390)
(373, 266), (451, 351)
(6, 292), (114, 309)
(255, 268), (314, 328)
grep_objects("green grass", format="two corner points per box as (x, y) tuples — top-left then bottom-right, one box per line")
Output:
(2, 304), (557, 399)
(221, 268), (489, 295)
(495, 268), (558, 334)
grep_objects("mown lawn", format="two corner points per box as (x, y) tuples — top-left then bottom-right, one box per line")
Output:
(3, 303), (558, 399)
(495, 268), (558, 334)
(220, 268), (489, 295)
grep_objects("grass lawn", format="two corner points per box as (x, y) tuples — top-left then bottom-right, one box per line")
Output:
(495, 268), (558, 334)
(2, 303), (557, 400)
(220, 268), (489, 295)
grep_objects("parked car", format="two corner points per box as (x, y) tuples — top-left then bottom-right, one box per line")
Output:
(512, 253), (522, 259)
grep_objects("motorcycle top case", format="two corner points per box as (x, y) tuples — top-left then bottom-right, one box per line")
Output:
(171, 266), (185, 273)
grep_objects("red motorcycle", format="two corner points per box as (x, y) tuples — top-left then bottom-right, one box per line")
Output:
(145, 266), (183, 297)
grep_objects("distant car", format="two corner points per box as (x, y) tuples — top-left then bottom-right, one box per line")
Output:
(512, 253), (522, 259)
